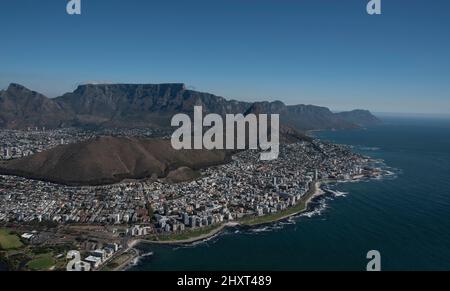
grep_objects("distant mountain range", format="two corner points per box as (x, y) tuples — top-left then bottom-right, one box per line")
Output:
(0, 83), (381, 131)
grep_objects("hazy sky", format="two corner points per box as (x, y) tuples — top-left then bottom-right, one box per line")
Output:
(1, 0), (449, 114)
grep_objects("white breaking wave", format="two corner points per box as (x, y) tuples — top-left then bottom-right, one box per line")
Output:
(299, 198), (328, 218)
(323, 188), (349, 197)
(358, 146), (380, 151)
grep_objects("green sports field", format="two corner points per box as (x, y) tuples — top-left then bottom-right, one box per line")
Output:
(26, 253), (55, 271)
(0, 229), (23, 250)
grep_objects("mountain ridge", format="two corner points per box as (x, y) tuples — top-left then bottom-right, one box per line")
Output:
(0, 83), (381, 131)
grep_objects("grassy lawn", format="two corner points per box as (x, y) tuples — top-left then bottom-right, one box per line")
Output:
(26, 253), (55, 271)
(239, 200), (308, 226)
(0, 229), (23, 250)
(151, 224), (223, 242)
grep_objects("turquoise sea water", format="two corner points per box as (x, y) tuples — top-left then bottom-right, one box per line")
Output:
(130, 117), (450, 271)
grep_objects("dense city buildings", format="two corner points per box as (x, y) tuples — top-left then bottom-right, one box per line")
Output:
(0, 128), (379, 233)
(0, 128), (383, 270)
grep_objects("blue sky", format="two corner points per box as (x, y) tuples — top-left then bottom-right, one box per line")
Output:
(1, 0), (449, 114)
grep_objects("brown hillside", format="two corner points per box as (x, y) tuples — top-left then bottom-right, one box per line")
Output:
(0, 136), (230, 186)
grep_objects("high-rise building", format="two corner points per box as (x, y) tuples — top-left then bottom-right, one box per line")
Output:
(2, 147), (10, 159)
(183, 213), (189, 225)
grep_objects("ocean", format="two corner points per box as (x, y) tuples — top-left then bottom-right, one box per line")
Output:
(129, 116), (450, 271)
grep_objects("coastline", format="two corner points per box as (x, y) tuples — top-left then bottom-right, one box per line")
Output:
(120, 174), (388, 271)
(131, 221), (240, 246)
(127, 181), (324, 248)
(238, 181), (324, 226)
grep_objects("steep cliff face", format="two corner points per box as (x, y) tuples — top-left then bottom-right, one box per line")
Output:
(0, 83), (381, 131)
(56, 83), (189, 118)
(54, 83), (251, 127)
